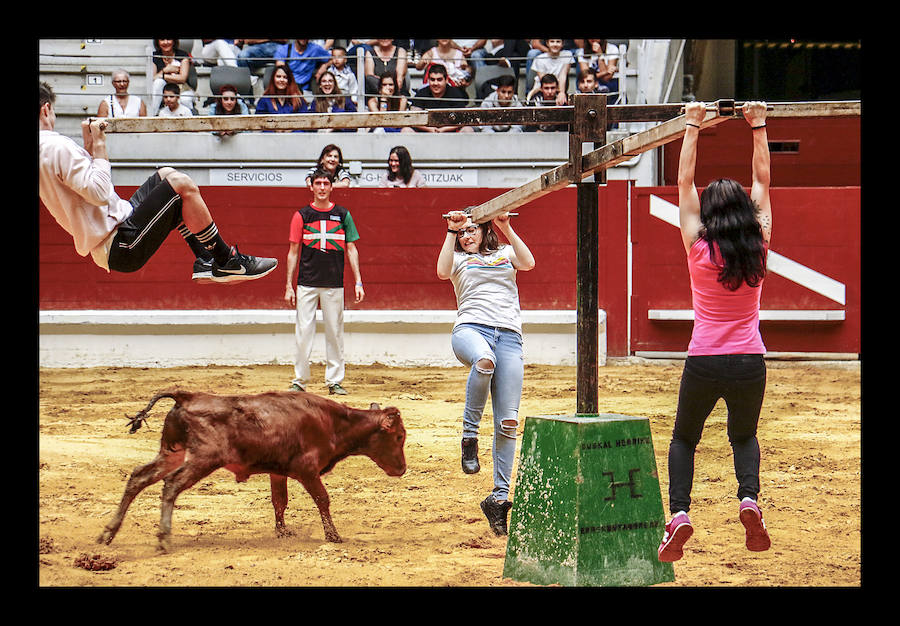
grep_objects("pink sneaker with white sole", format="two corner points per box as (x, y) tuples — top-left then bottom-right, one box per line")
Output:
(658, 511), (693, 562)
(739, 498), (771, 552)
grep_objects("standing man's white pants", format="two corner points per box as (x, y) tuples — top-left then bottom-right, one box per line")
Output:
(293, 285), (345, 389)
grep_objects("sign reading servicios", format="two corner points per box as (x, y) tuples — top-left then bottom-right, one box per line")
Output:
(210, 168), (478, 187)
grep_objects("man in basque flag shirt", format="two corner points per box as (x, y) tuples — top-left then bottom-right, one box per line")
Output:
(284, 168), (364, 396)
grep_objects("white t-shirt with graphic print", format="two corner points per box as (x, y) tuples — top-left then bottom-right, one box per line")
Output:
(450, 244), (522, 335)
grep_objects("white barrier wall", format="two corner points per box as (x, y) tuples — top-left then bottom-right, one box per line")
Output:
(39, 310), (606, 369)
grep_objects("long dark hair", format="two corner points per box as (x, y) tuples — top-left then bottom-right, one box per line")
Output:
(317, 144), (344, 169)
(699, 178), (767, 291)
(377, 71), (402, 111)
(263, 64), (304, 112)
(313, 70), (348, 113)
(387, 145), (415, 184)
(212, 85), (241, 115)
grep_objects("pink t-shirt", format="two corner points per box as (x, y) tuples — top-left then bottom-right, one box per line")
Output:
(687, 238), (767, 356)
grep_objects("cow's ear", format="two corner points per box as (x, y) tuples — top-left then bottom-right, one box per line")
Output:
(379, 409), (400, 431)
(369, 402), (380, 410)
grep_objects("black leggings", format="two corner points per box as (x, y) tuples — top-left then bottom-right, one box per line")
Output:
(667, 354), (766, 514)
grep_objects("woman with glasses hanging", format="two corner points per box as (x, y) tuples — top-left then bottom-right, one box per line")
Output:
(437, 209), (535, 536)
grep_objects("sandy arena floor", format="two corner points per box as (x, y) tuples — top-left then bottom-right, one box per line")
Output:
(38, 361), (860, 587)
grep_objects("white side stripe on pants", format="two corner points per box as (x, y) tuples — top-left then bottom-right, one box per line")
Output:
(117, 195), (181, 249)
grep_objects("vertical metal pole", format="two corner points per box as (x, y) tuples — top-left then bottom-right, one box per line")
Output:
(356, 46), (366, 107)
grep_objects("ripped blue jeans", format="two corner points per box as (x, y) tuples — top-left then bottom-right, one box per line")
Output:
(451, 323), (524, 501)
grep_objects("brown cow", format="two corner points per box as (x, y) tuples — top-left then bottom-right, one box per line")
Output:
(96, 388), (406, 553)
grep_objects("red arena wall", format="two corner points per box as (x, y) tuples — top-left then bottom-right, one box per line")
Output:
(39, 182), (859, 356)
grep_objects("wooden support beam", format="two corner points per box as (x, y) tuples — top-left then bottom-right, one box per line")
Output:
(103, 111), (431, 134)
(579, 109), (730, 177)
(101, 100), (860, 134)
(466, 109), (729, 224)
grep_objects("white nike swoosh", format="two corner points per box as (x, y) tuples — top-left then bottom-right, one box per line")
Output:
(218, 266), (247, 274)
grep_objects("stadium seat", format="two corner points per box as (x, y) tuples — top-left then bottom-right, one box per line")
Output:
(209, 65), (253, 98)
(474, 64), (517, 101)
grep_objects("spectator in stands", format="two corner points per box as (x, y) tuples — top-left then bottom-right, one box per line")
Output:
(39, 81), (276, 284)
(315, 46), (359, 104)
(208, 85), (249, 138)
(305, 144), (352, 189)
(409, 64), (473, 133)
(364, 39), (409, 97)
(657, 101), (773, 563)
(345, 38), (378, 73)
(524, 39), (548, 78)
(379, 146), (426, 187)
(477, 74), (523, 133)
(403, 39), (433, 64)
(235, 39), (288, 73)
(578, 39), (621, 96)
(367, 71), (412, 134)
(525, 74), (568, 132)
(416, 39), (473, 88)
(311, 71), (356, 133)
(200, 39), (239, 67)
(526, 39), (573, 105)
(496, 39), (531, 78)
(158, 83), (194, 118)
(576, 70), (608, 95)
(255, 65), (307, 132)
(455, 39), (511, 72)
(525, 39), (578, 78)
(150, 38), (196, 114)
(275, 40), (330, 92)
(97, 69), (147, 118)
(436, 208), (536, 537)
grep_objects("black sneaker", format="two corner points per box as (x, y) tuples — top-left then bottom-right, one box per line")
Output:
(461, 437), (480, 474)
(480, 495), (513, 536)
(211, 245), (278, 283)
(191, 256), (214, 282)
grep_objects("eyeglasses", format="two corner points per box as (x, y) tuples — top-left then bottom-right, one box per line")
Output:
(456, 226), (479, 237)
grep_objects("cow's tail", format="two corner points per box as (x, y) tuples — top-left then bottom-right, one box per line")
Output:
(125, 389), (181, 434)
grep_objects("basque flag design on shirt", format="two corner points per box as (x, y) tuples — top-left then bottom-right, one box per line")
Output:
(303, 218), (346, 252)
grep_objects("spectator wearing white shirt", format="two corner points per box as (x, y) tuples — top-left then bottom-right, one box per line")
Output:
(158, 84), (193, 117)
(578, 39), (620, 95)
(526, 39), (573, 105)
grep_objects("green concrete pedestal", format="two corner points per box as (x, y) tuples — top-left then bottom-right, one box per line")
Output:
(503, 414), (674, 586)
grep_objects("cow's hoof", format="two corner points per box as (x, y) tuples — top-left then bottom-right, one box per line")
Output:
(325, 534), (343, 543)
(96, 529), (112, 545)
(275, 526), (295, 538)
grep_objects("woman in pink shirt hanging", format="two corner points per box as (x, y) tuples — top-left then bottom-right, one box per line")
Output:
(658, 101), (773, 563)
